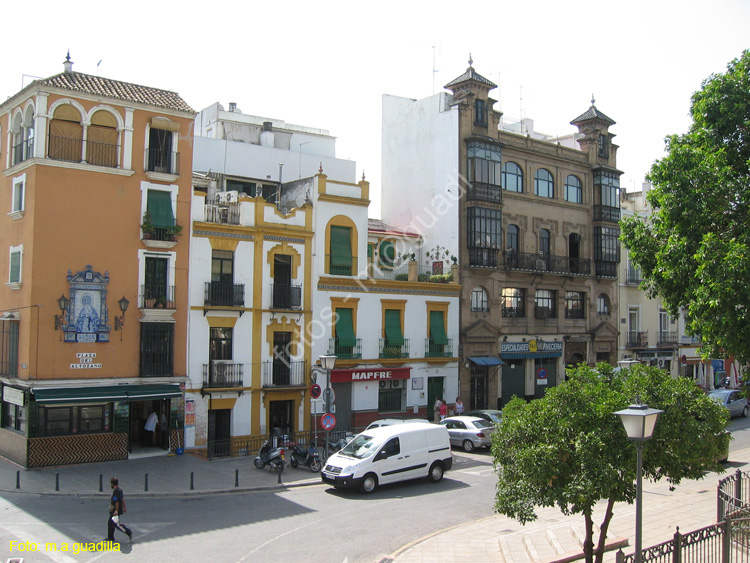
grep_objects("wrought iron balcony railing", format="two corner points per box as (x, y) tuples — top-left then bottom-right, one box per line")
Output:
(261, 360), (306, 387)
(658, 331), (678, 345)
(271, 284), (302, 310)
(379, 338), (410, 359)
(593, 205), (621, 222)
(203, 362), (244, 388)
(468, 248), (499, 268)
(467, 181), (502, 203)
(328, 338), (362, 359)
(145, 147), (180, 175)
(204, 281), (245, 307)
(140, 284), (176, 309)
(626, 331), (648, 348)
(504, 251), (591, 275)
(425, 338), (453, 358)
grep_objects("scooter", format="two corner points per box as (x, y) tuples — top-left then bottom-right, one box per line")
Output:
(254, 439), (284, 470)
(289, 444), (322, 472)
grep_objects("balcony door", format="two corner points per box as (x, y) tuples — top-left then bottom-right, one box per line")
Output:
(273, 332), (291, 385)
(211, 250), (234, 305)
(145, 256), (168, 305)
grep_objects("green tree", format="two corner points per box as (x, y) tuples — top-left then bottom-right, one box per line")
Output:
(620, 50), (750, 366)
(493, 364), (728, 563)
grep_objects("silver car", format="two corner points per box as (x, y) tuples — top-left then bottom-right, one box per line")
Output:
(439, 416), (494, 452)
(708, 389), (748, 418)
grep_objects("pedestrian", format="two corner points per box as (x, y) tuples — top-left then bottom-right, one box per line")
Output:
(108, 477), (132, 544)
(144, 409), (158, 446)
(455, 397), (464, 416)
(439, 400), (448, 421)
(433, 397), (443, 423)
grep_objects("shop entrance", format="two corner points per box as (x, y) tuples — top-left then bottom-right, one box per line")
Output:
(534, 358), (558, 399)
(129, 399), (170, 453)
(501, 360), (526, 407)
(208, 409), (231, 458)
(427, 377), (444, 421)
(269, 400), (294, 439)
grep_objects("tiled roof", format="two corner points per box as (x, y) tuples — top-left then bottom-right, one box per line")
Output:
(571, 104), (615, 126)
(34, 71), (195, 114)
(368, 218), (421, 238)
(444, 66), (497, 89)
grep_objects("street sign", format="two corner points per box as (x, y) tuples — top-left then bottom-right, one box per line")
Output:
(310, 384), (322, 399)
(321, 413), (336, 430)
(323, 387), (336, 405)
(537, 368), (547, 379)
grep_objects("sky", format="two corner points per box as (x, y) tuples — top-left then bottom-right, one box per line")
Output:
(4, 0), (749, 217)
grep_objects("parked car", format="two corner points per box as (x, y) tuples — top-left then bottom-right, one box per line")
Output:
(439, 416), (494, 452)
(464, 409), (503, 426)
(708, 389), (748, 418)
(364, 418), (431, 431)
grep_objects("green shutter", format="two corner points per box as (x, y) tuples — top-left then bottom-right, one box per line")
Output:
(335, 308), (356, 347)
(384, 310), (404, 346)
(147, 190), (175, 228)
(379, 240), (395, 268)
(430, 311), (448, 345)
(330, 226), (352, 268)
(9, 252), (20, 283)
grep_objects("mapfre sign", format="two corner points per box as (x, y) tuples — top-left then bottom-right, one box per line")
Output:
(331, 367), (411, 383)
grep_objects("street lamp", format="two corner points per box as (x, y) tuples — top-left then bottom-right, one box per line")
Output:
(615, 403), (663, 563)
(319, 354), (337, 460)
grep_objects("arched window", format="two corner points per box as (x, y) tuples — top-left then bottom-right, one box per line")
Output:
(11, 113), (24, 165)
(87, 110), (119, 167)
(49, 105), (83, 163)
(23, 106), (35, 162)
(471, 287), (489, 312)
(565, 175), (582, 203)
(534, 168), (554, 198)
(502, 161), (523, 192)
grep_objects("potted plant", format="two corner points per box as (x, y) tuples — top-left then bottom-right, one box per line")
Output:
(141, 211), (155, 239)
(166, 223), (183, 241)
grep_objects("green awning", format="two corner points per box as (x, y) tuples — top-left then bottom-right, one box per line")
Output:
(147, 189), (175, 228)
(32, 384), (182, 404)
(384, 309), (404, 346)
(430, 311), (448, 345)
(335, 308), (356, 347)
(330, 226), (352, 267)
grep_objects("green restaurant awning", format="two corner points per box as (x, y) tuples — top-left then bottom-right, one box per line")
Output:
(384, 310), (404, 346)
(32, 384), (182, 404)
(469, 356), (505, 366)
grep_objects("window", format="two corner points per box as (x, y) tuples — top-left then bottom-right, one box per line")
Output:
(506, 225), (519, 267)
(502, 288), (525, 318)
(598, 134), (609, 158)
(40, 406), (72, 435)
(48, 104), (83, 162)
(534, 169), (554, 198)
(471, 287), (489, 312)
(0, 320), (19, 377)
(565, 291), (585, 319)
(535, 289), (556, 318)
(565, 175), (582, 203)
(467, 144), (502, 186)
(597, 294), (610, 315)
(79, 405), (105, 432)
(272, 331), (292, 385)
(144, 256), (169, 306)
(2, 401), (25, 433)
(210, 327), (233, 361)
(379, 385), (405, 413)
(383, 309), (404, 348)
(208, 250), (238, 306)
(8, 245), (22, 286)
(37, 404), (110, 436)
(502, 162), (523, 192)
(428, 310), (449, 356)
(474, 99), (488, 127)
(334, 308), (358, 358)
(147, 189), (176, 230)
(467, 207), (502, 248)
(10, 175), (25, 217)
(140, 322), (174, 377)
(594, 170), (621, 222)
(87, 110), (119, 167)
(147, 127), (175, 174)
(378, 240), (396, 269)
(11, 108), (34, 165)
(594, 226), (620, 277)
(329, 225), (353, 275)
(539, 229), (551, 256)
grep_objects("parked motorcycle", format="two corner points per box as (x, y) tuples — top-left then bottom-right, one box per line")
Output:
(289, 444), (322, 472)
(254, 439), (284, 470)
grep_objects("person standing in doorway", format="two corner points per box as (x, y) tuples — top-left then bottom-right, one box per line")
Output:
(455, 397), (464, 416)
(144, 409), (158, 446)
(439, 399), (448, 421)
(108, 477), (132, 543)
(433, 397), (443, 423)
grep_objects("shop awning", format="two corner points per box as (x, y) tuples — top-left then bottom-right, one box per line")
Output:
(469, 356), (505, 366)
(32, 384), (182, 404)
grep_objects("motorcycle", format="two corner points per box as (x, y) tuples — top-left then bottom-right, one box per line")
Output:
(254, 439), (284, 471)
(289, 444), (322, 472)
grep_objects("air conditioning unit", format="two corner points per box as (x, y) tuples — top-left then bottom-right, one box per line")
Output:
(216, 192), (229, 204)
(535, 259), (548, 271)
(379, 381), (388, 389)
(391, 380), (402, 389)
(225, 190), (239, 203)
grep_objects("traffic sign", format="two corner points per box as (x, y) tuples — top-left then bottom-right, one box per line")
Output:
(310, 384), (322, 399)
(321, 413), (336, 430)
(537, 368), (547, 379)
(323, 387), (336, 405)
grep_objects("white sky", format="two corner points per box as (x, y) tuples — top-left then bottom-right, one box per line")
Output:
(4, 0), (749, 217)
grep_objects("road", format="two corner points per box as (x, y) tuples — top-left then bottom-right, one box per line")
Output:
(0, 416), (747, 563)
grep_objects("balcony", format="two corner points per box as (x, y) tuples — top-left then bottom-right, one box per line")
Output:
(261, 360), (306, 387)
(565, 307), (585, 319)
(535, 306), (555, 319)
(626, 267), (642, 285)
(595, 261), (619, 278)
(326, 255), (353, 276)
(379, 338), (410, 359)
(504, 251), (592, 276)
(203, 361), (244, 388)
(658, 331), (678, 346)
(12, 138), (33, 166)
(425, 338), (453, 358)
(47, 136), (118, 168)
(271, 284), (302, 310)
(594, 205), (621, 222)
(146, 147), (180, 175)
(140, 284), (176, 309)
(467, 181), (502, 204)
(627, 331), (648, 348)
(204, 281), (245, 308)
(328, 338), (362, 360)
(469, 248), (499, 268)
(502, 306), (525, 318)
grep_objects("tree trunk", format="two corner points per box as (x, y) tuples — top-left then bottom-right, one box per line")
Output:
(583, 511), (595, 563)
(594, 498), (616, 563)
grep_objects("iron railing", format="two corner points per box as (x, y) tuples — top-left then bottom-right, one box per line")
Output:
(425, 338), (453, 358)
(379, 338), (410, 358)
(204, 281), (245, 307)
(658, 331), (678, 346)
(719, 469), (750, 522)
(504, 251), (592, 275)
(12, 138), (33, 165)
(139, 323), (173, 377)
(594, 204), (621, 222)
(204, 202), (241, 225)
(596, 260), (619, 278)
(627, 331), (648, 348)
(202, 362), (244, 388)
(502, 306), (525, 318)
(627, 266), (643, 284)
(271, 284), (302, 310)
(140, 284), (176, 309)
(469, 248), (499, 268)
(326, 255), (354, 276)
(47, 136), (118, 167)
(145, 147), (180, 175)
(86, 139), (118, 167)
(328, 338), (362, 360)
(206, 429), (354, 460)
(261, 360), (306, 387)
(467, 181), (502, 203)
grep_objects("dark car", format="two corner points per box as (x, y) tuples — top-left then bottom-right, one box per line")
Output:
(464, 409), (503, 426)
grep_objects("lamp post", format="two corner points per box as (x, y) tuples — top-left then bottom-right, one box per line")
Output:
(54, 294), (70, 340)
(615, 403), (663, 563)
(319, 354), (337, 460)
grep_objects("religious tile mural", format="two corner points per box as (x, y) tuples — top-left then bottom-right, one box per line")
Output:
(62, 265), (111, 343)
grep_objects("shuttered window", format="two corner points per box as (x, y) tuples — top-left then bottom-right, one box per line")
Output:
(429, 311), (448, 345)
(384, 310), (404, 346)
(335, 308), (356, 347)
(147, 190), (175, 228)
(329, 226), (352, 274)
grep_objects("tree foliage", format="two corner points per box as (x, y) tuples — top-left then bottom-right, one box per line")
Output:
(620, 50), (750, 365)
(493, 364), (728, 563)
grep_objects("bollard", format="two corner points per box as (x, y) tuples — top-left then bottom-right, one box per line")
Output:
(145, 473), (149, 492)
(99, 474), (103, 492)
(235, 469), (239, 488)
(55, 473), (60, 492)
(277, 460), (284, 484)
(16, 470), (20, 490)
(190, 472), (194, 490)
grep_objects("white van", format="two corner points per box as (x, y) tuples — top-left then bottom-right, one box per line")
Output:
(321, 424), (452, 493)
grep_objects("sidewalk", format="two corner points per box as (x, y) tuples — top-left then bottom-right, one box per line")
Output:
(389, 445), (750, 563)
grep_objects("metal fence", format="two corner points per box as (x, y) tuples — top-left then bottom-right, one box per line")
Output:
(719, 469), (750, 522)
(207, 429), (353, 460)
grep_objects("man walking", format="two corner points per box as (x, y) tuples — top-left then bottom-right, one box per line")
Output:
(108, 477), (133, 543)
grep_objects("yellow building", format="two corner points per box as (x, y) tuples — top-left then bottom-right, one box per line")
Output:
(0, 55), (195, 467)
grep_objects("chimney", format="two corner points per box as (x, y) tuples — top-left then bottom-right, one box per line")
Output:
(228, 102), (237, 112)
(260, 122), (274, 148)
(63, 50), (73, 74)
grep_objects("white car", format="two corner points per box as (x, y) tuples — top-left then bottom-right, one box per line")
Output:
(439, 416), (495, 452)
(364, 418), (431, 431)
